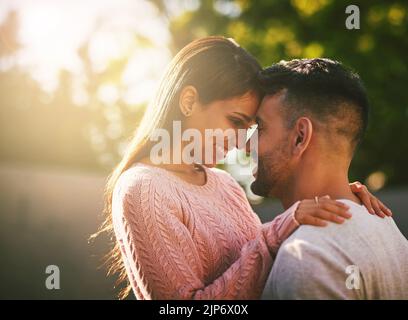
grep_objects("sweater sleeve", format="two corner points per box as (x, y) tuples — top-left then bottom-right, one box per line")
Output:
(214, 168), (301, 257)
(261, 201), (301, 256)
(112, 173), (299, 300)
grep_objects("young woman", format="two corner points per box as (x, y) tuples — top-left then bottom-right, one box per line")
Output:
(94, 36), (390, 299)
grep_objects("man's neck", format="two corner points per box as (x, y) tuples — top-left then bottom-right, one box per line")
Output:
(279, 163), (361, 210)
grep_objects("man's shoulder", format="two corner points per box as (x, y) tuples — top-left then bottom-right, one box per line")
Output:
(262, 201), (373, 300)
(263, 221), (359, 299)
(274, 198), (408, 279)
(281, 199), (393, 247)
(264, 200), (408, 299)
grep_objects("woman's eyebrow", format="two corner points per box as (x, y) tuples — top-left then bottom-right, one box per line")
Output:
(232, 112), (253, 123)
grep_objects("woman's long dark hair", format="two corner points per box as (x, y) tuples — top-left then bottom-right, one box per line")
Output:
(91, 36), (263, 299)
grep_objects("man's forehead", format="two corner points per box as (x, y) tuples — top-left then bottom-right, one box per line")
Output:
(258, 91), (286, 120)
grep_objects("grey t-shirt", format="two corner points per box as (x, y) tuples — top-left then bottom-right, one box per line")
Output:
(262, 199), (408, 300)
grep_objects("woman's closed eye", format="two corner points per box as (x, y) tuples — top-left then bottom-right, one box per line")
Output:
(228, 116), (246, 129)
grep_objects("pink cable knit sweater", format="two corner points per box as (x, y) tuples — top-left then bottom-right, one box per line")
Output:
(112, 162), (300, 300)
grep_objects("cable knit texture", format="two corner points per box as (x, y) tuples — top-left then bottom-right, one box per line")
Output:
(111, 162), (300, 300)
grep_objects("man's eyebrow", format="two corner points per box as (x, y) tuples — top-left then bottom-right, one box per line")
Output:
(232, 112), (253, 123)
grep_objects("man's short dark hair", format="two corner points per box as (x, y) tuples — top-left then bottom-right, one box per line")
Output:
(258, 58), (369, 151)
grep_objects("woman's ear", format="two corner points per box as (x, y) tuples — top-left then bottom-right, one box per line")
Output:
(179, 86), (199, 117)
(292, 117), (313, 157)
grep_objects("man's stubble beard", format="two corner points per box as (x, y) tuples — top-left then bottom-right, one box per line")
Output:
(250, 140), (291, 198)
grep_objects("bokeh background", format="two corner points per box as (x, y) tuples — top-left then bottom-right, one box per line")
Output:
(0, 0), (407, 299)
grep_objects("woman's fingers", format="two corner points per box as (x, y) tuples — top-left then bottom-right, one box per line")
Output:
(317, 201), (352, 220)
(297, 187), (393, 227)
(379, 199), (392, 216)
(314, 209), (347, 224)
(359, 185), (389, 218)
(350, 181), (392, 218)
(302, 216), (328, 227)
(371, 198), (386, 218)
(356, 186), (375, 214)
(349, 181), (362, 192)
(370, 196), (392, 217)
(317, 196), (349, 210)
(296, 197), (352, 225)
(362, 187), (387, 218)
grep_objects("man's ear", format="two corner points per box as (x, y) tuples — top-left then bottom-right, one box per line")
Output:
(292, 117), (313, 157)
(179, 86), (199, 117)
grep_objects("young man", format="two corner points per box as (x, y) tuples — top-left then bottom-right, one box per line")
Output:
(249, 58), (408, 299)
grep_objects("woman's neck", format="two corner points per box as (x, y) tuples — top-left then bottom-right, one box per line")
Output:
(139, 156), (207, 186)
